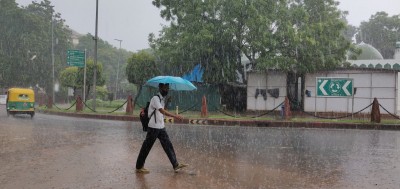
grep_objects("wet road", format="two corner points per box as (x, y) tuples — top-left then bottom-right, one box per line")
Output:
(1, 105), (400, 189)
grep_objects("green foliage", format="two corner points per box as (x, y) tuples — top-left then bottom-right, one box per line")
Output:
(60, 59), (107, 97)
(119, 82), (138, 95)
(125, 50), (160, 86)
(343, 24), (358, 42)
(76, 58), (105, 99)
(258, 0), (350, 74)
(95, 85), (108, 100)
(0, 0), (71, 92)
(59, 66), (78, 89)
(0, 0), (136, 102)
(74, 34), (133, 93)
(85, 98), (126, 109)
(150, 0), (351, 84)
(357, 12), (400, 59)
(76, 58), (105, 86)
(59, 58), (105, 100)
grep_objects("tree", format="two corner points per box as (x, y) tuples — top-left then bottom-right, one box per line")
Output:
(258, 0), (350, 108)
(21, 0), (72, 93)
(75, 58), (105, 100)
(151, 0), (349, 80)
(59, 59), (105, 100)
(0, 0), (27, 87)
(0, 0), (72, 93)
(125, 50), (161, 105)
(356, 12), (400, 59)
(343, 24), (358, 42)
(75, 34), (133, 94)
(150, 0), (351, 109)
(59, 66), (79, 96)
(150, 0), (230, 83)
(150, 0), (281, 84)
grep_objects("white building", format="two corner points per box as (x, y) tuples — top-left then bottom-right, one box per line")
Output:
(347, 41), (400, 69)
(247, 71), (287, 111)
(304, 68), (398, 115)
(345, 41), (400, 113)
(246, 42), (400, 115)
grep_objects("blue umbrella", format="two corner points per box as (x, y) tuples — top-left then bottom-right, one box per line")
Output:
(145, 76), (197, 91)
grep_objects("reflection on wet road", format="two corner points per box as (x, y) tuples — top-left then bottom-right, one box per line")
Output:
(1, 107), (399, 188)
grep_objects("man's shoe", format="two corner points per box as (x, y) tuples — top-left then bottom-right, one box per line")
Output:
(174, 163), (188, 172)
(136, 167), (150, 174)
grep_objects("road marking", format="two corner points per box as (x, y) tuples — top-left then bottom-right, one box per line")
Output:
(189, 120), (208, 124)
(164, 118), (174, 123)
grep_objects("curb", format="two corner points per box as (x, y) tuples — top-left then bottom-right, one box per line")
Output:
(39, 110), (400, 131)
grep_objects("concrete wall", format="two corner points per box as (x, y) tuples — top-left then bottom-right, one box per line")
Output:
(304, 70), (398, 114)
(247, 72), (287, 111)
(247, 70), (398, 115)
(346, 47), (400, 114)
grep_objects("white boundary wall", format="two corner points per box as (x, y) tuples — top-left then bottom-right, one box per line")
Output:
(247, 69), (399, 115)
(305, 70), (398, 114)
(247, 72), (287, 111)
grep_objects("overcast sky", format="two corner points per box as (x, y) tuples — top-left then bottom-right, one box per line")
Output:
(16, 0), (400, 52)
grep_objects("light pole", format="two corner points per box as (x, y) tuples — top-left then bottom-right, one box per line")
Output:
(93, 0), (99, 111)
(51, 14), (55, 104)
(114, 39), (122, 100)
(27, 50), (37, 87)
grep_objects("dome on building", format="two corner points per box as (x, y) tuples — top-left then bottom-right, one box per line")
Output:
(352, 42), (384, 60)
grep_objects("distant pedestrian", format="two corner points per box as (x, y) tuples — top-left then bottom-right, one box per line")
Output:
(135, 83), (188, 173)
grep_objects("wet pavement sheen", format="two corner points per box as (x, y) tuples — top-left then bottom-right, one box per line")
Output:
(1, 106), (400, 189)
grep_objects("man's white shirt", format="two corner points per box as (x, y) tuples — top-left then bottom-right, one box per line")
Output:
(148, 93), (165, 129)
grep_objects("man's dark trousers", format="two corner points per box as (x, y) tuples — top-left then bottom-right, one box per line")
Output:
(136, 127), (178, 169)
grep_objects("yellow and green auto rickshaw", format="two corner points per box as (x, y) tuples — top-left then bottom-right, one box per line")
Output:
(6, 88), (35, 118)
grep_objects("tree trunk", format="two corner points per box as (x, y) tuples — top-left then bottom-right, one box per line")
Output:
(86, 85), (91, 101)
(286, 72), (304, 111)
(300, 74), (305, 110)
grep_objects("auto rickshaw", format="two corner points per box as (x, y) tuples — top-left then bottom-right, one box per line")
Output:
(6, 88), (35, 118)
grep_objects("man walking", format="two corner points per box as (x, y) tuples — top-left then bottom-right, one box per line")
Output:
(136, 83), (188, 173)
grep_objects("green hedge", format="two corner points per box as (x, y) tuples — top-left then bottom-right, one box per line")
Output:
(85, 99), (127, 109)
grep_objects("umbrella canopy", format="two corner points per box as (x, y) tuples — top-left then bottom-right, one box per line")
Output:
(145, 76), (197, 91)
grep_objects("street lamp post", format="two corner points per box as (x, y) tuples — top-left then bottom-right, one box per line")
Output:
(93, 0), (99, 111)
(114, 39), (122, 100)
(51, 15), (55, 104)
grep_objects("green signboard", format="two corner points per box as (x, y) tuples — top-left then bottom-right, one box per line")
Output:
(316, 77), (353, 97)
(67, 50), (85, 67)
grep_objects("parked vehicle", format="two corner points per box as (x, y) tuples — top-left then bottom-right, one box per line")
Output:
(6, 88), (35, 118)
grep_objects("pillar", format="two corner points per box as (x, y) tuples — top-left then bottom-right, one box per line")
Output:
(126, 95), (133, 115)
(370, 98), (381, 123)
(76, 96), (83, 112)
(201, 95), (208, 118)
(283, 96), (291, 120)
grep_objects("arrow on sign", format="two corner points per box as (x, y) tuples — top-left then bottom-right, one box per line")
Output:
(342, 81), (351, 95)
(319, 80), (328, 95)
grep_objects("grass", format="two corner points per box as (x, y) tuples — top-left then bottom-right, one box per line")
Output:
(37, 103), (400, 125)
